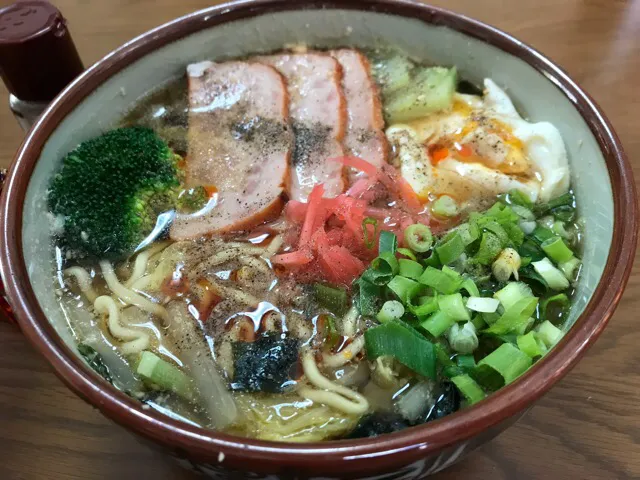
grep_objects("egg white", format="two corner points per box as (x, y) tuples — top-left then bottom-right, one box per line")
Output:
(387, 79), (570, 206)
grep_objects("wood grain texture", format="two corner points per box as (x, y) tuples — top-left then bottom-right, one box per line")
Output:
(0, 0), (638, 479)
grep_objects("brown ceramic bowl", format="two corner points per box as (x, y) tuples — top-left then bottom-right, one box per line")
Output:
(0, 1), (637, 478)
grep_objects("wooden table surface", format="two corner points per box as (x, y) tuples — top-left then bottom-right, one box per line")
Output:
(1, 0), (639, 478)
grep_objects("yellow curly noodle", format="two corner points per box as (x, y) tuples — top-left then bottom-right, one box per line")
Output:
(322, 335), (366, 368)
(64, 266), (98, 303)
(297, 350), (370, 415)
(229, 393), (359, 442)
(93, 295), (150, 356)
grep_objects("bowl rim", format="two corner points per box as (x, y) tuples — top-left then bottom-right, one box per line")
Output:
(0, 0), (637, 474)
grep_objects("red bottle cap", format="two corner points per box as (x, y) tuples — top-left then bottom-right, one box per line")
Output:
(0, 1), (83, 102)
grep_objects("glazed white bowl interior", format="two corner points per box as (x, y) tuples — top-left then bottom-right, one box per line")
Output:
(22, 9), (612, 353)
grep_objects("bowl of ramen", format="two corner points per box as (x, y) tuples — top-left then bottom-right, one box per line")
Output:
(0, 0), (636, 478)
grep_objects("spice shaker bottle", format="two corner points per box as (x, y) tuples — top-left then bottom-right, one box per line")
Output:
(0, 0), (83, 130)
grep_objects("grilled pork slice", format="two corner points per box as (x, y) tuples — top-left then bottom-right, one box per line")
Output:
(331, 49), (388, 180)
(170, 61), (292, 241)
(257, 53), (347, 201)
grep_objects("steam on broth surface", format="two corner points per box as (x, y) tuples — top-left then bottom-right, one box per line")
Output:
(51, 47), (582, 441)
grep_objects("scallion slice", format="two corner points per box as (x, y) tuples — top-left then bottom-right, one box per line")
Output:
(448, 321), (478, 353)
(137, 351), (195, 401)
(466, 296), (500, 313)
(473, 232), (502, 265)
(536, 320), (563, 348)
(419, 266), (463, 294)
(404, 224), (434, 253)
(379, 230), (398, 254)
(559, 256), (581, 281)
(517, 331), (547, 358)
(398, 258), (424, 280)
(541, 236), (574, 264)
(477, 343), (532, 385)
(432, 195), (459, 217)
(313, 283), (349, 316)
(532, 257), (570, 290)
(456, 222), (480, 246)
(361, 251), (399, 286)
(397, 247), (417, 261)
(357, 279), (381, 317)
(362, 217), (378, 249)
(365, 321), (436, 379)
(438, 293), (471, 321)
(436, 231), (465, 265)
(409, 295), (439, 318)
(456, 354), (476, 369)
(451, 374), (486, 404)
(494, 282), (533, 311)
(483, 296), (538, 335)
(461, 277), (480, 297)
(388, 275), (422, 304)
(421, 310), (456, 338)
(377, 300), (405, 324)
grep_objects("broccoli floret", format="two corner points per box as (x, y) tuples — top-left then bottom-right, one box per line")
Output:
(48, 126), (203, 259)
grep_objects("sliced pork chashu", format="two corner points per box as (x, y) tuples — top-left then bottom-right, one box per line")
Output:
(170, 61), (293, 241)
(331, 49), (388, 180)
(257, 53), (347, 201)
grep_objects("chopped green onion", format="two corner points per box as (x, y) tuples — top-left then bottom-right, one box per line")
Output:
(323, 315), (341, 350)
(448, 321), (478, 354)
(409, 295), (439, 318)
(482, 311), (500, 326)
(362, 217), (378, 249)
(438, 293), (471, 321)
(451, 374), (486, 404)
(397, 247), (417, 261)
(519, 220), (537, 235)
(466, 296), (499, 313)
(361, 251), (399, 286)
(461, 277), (480, 297)
(477, 343), (532, 385)
(404, 224), (433, 253)
(494, 282), (533, 311)
(517, 331), (547, 358)
(473, 232), (502, 265)
(379, 230), (398, 254)
(532, 258), (570, 290)
(456, 222), (480, 246)
(499, 189), (533, 209)
(532, 226), (555, 245)
(471, 314), (487, 330)
(418, 266), (463, 294)
(501, 222), (525, 247)
(357, 279), (382, 317)
(137, 351), (195, 401)
(436, 231), (465, 265)
(510, 204), (535, 221)
(456, 354), (477, 369)
(314, 283), (349, 316)
(377, 300), (405, 324)
(484, 297), (539, 335)
(551, 205), (576, 222)
(421, 310), (456, 337)
(552, 220), (572, 240)
(559, 257), (581, 281)
(541, 293), (569, 323)
(536, 320), (563, 348)
(538, 215), (556, 230)
(398, 258), (424, 280)
(365, 321), (436, 379)
(482, 221), (510, 247)
(492, 247), (522, 282)
(519, 238), (545, 261)
(388, 275), (422, 304)
(534, 192), (575, 217)
(541, 237), (574, 264)
(432, 195), (459, 217)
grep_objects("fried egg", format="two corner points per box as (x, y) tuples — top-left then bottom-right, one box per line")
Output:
(387, 79), (570, 211)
